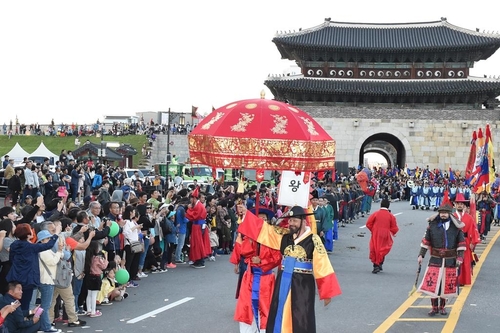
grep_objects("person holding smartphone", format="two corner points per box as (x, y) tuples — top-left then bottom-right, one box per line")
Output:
(0, 281), (41, 333)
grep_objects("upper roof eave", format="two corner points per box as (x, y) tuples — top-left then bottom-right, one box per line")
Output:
(273, 18), (500, 58)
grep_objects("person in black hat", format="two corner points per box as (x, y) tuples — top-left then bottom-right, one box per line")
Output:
(476, 191), (495, 242)
(185, 187), (211, 268)
(2, 155), (9, 169)
(417, 202), (466, 316)
(452, 193), (480, 286)
(237, 205), (341, 332)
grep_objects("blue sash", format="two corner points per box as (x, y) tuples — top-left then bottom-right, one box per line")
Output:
(273, 257), (313, 333)
(251, 267), (272, 331)
(193, 219), (205, 225)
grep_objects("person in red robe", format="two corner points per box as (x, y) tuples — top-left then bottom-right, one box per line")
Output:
(366, 198), (399, 274)
(238, 205), (341, 333)
(453, 193), (480, 286)
(185, 187), (211, 268)
(230, 208), (281, 333)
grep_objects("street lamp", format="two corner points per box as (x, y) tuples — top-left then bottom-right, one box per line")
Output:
(179, 115), (185, 126)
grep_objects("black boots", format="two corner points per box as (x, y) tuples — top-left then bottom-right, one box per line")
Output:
(439, 298), (447, 315)
(428, 298), (439, 316)
(429, 298), (447, 316)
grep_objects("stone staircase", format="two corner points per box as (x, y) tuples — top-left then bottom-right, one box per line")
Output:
(136, 146), (154, 169)
(150, 134), (190, 165)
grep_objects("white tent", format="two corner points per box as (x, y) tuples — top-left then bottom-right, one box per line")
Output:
(29, 141), (59, 165)
(30, 142), (58, 160)
(4, 142), (30, 165)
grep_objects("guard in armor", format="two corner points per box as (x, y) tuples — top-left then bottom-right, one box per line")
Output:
(417, 202), (466, 316)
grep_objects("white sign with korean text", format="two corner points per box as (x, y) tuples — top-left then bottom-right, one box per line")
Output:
(277, 171), (311, 208)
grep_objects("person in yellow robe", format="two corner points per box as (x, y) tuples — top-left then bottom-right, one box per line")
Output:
(237, 205), (341, 333)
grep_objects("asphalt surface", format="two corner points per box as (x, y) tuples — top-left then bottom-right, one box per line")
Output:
(2, 199), (500, 332)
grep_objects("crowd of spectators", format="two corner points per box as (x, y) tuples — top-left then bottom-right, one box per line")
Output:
(1, 117), (195, 139)
(2, 151), (498, 332)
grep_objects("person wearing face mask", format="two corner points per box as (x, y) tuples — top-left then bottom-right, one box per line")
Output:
(237, 205), (341, 333)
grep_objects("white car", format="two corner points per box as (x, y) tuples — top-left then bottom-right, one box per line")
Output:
(123, 168), (146, 182)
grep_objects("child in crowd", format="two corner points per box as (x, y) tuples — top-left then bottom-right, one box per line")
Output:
(98, 262), (128, 305)
(207, 206), (218, 261)
(160, 211), (177, 270)
(84, 242), (108, 317)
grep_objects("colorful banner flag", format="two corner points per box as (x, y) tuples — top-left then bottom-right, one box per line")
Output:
(486, 124), (495, 189)
(470, 128), (490, 193)
(449, 167), (455, 183)
(191, 105), (198, 118)
(465, 131), (477, 185)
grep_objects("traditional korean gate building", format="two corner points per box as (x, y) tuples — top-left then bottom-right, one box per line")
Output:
(265, 18), (500, 170)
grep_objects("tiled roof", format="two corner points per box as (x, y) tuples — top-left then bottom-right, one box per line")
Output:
(264, 76), (500, 96)
(72, 142), (123, 161)
(273, 19), (500, 59)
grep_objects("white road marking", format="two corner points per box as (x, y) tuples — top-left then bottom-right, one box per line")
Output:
(394, 213), (402, 216)
(127, 297), (194, 324)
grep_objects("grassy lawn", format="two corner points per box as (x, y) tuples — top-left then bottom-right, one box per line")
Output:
(0, 134), (150, 167)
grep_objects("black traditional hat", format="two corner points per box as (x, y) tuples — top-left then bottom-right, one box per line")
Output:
(311, 190), (319, 199)
(177, 188), (188, 198)
(286, 206), (314, 218)
(437, 203), (453, 213)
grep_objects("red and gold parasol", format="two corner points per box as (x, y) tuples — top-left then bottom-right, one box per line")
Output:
(188, 98), (335, 171)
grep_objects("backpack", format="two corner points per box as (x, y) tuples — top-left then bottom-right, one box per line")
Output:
(160, 217), (173, 236)
(54, 259), (73, 289)
(41, 258), (73, 289)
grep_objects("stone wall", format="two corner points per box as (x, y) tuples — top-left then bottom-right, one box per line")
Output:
(313, 116), (500, 170)
(149, 105), (500, 171)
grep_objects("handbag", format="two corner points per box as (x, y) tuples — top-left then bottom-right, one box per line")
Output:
(129, 240), (144, 253)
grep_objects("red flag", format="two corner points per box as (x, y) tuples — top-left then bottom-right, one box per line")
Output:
(317, 171), (325, 181)
(442, 189), (451, 207)
(465, 131), (477, 177)
(191, 105), (198, 118)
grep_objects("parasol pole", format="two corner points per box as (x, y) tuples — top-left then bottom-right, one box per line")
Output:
(255, 183), (261, 216)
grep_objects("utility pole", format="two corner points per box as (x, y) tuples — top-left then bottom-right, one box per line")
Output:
(166, 108), (171, 187)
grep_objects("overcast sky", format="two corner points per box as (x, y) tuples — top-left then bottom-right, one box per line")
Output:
(1, 0), (499, 125)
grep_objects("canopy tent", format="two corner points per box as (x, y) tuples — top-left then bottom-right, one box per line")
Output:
(4, 142), (30, 165)
(29, 142), (59, 160)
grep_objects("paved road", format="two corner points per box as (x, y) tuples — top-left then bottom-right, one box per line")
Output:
(3, 199), (500, 332)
